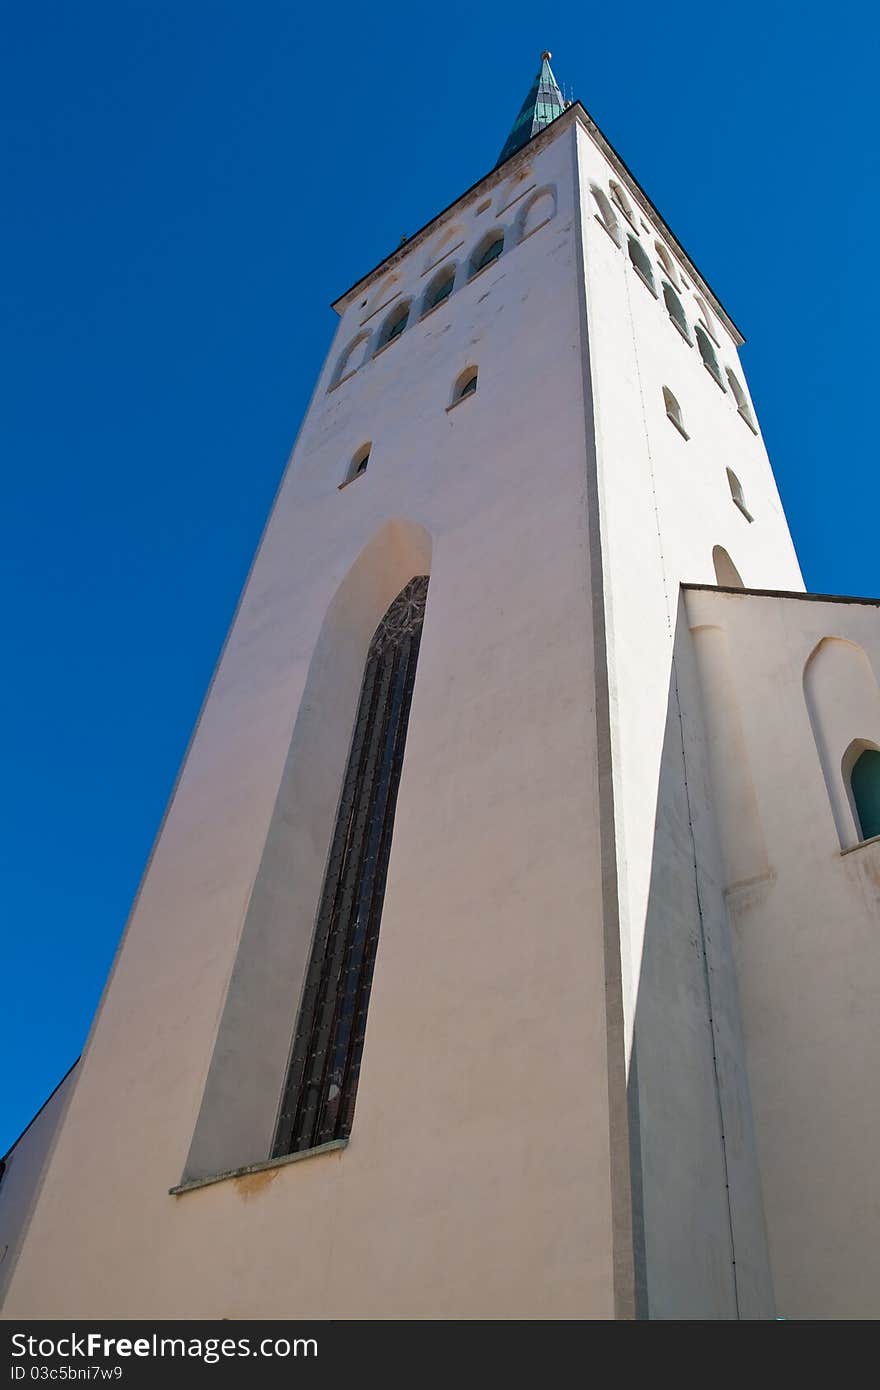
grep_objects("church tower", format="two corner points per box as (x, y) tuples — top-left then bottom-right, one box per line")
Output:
(3, 56), (879, 1321)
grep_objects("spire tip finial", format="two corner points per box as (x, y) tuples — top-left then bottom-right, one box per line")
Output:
(541, 50), (552, 61)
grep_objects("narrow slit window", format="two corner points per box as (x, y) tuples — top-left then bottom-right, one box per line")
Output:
(273, 576), (430, 1157)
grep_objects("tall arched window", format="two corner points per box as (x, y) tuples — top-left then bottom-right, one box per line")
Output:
(590, 185), (622, 246)
(849, 746), (880, 841)
(273, 575), (430, 1156)
(725, 368), (757, 432)
(628, 236), (657, 295)
(376, 301), (410, 351)
(696, 324), (725, 388)
(662, 281), (691, 341)
(726, 468), (753, 521)
(422, 266), (455, 315)
(469, 233), (504, 277)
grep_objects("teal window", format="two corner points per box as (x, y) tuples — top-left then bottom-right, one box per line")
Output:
(696, 324), (725, 388)
(662, 281), (691, 341)
(469, 234), (504, 277)
(627, 237), (657, 296)
(851, 748), (880, 841)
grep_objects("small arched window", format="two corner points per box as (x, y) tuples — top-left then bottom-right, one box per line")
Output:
(451, 366), (478, 405)
(655, 242), (680, 288)
(422, 267), (455, 315)
(662, 281), (691, 342)
(725, 368), (757, 432)
(591, 185), (622, 246)
(695, 324), (725, 388)
(376, 302), (410, 351)
(712, 545), (744, 588)
(341, 443), (371, 487)
(662, 386), (688, 438)
(849, 745), (880, 841)
(726, 468), (753, 522)
(469, 233), (504, 277)
(627, 236), (657, 295)
(610, 181), (638, 229)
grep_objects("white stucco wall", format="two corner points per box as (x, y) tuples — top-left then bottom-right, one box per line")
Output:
(684, 587), (880, 1319)
(7, 99), (858, 1323)
(574, 124), (785, 1318)
(3, 119), (631, 1320)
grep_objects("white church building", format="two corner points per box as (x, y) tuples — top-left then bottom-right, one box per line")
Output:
(2, 55), (879, 1321)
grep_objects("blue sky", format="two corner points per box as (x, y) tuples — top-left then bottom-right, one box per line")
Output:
(2, 2), (878, 1152)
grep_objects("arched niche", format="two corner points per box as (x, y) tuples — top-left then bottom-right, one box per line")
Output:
(332, 331), (370, 387)
(804, 637), (880, 847)
(518, 186), (557, 240)
(712, 546), (744, 588)
(182, 519), (433, 1184)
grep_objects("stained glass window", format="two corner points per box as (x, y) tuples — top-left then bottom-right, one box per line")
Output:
(273, 576), (429, 1156)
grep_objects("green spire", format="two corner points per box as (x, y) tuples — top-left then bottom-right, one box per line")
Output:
(496, 52), (566, 167)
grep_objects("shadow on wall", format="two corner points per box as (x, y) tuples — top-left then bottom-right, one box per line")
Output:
(626, 596), (774, 1320)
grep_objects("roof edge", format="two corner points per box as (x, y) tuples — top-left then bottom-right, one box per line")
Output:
(684, 584), (880, 606)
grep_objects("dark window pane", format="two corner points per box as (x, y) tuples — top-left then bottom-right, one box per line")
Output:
(273, 576), (430, 1156)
